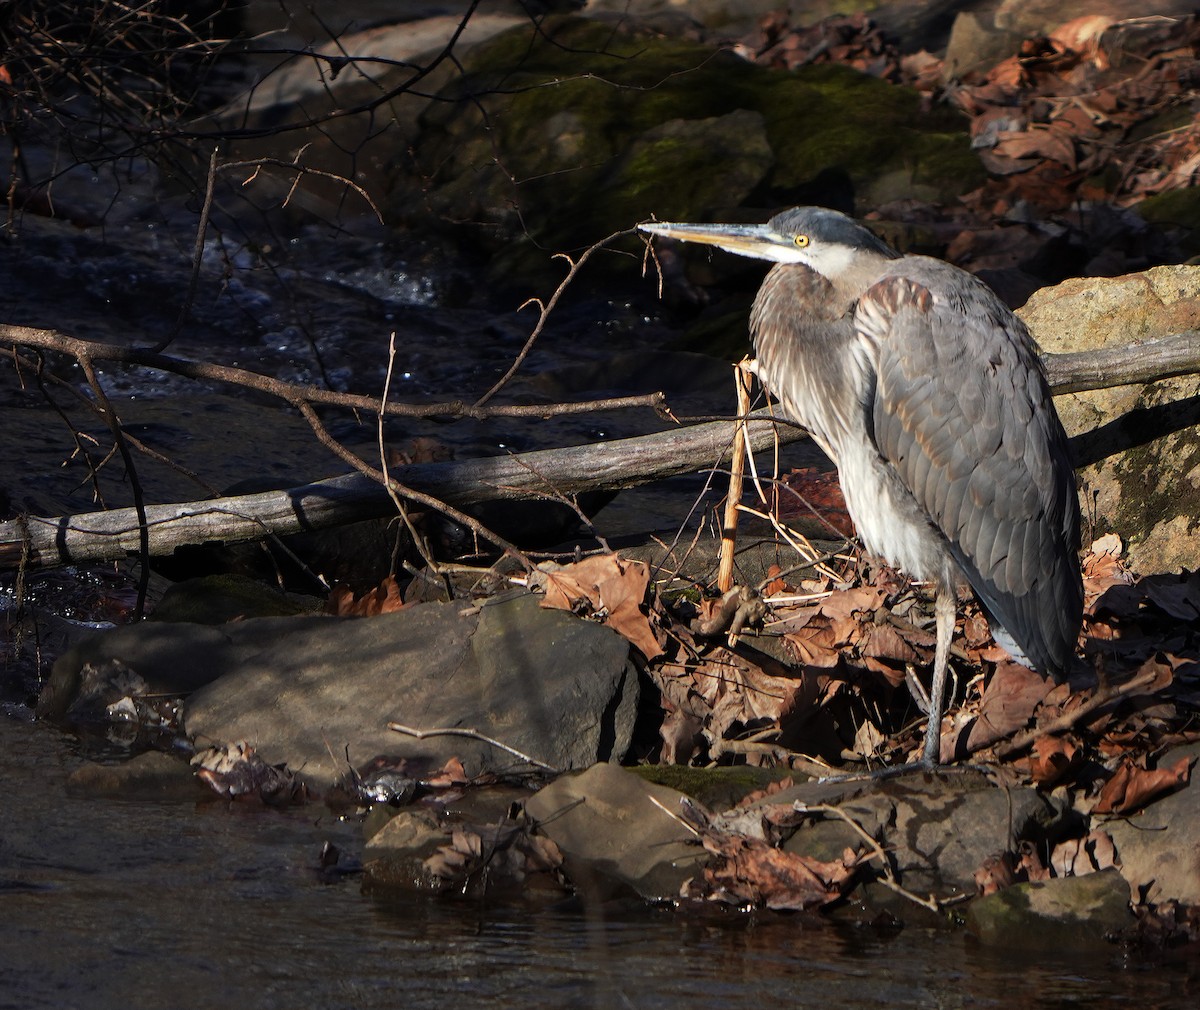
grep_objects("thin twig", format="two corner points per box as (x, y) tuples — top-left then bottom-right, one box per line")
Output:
(379, 331), (444, 583)
(387, 721), (559, 772)
(793, 802), (952, 913)
(152, 145), (218, 354)
(3, 326), (666, 420)
(74, 351), (151, 619)
(474, 228), (635, 407)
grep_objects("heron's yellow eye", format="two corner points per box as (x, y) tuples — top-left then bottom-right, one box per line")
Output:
(794, 235), (810, 248)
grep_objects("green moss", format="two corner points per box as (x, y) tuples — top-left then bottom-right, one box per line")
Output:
(397, 15), (980, 289)
(149, 574), (316, 624)
(1137, 190), (1200, 259)
(630, 763), (797, 810)
(1106, 400), (1200, 550)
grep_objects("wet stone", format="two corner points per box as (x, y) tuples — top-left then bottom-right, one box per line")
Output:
(767, 768), (1071, 897)
(524, 762), (707, 901)
(43, 591), (637, 795)
(66, 750), (209, 801)
(964, 869), (1135, 950)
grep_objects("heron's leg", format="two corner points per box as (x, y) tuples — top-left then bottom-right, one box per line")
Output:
(921, 588), (957, 765)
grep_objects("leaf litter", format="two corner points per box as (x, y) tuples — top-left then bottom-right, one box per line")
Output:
(526, 525), (1198, 912)
(747, 10), (1200, 283)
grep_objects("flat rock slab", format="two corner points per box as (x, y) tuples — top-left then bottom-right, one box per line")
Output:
(182, 592), (636, 790)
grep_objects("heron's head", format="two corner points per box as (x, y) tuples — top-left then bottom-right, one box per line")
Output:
(639, 206), (899, 281)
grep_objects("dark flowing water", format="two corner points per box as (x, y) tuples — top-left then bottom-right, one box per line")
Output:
(1, 715), (1196, 1010)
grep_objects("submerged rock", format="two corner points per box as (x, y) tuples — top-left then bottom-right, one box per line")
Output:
(66, 750), (210, 801)
(964, 869), (1134, 949)
(524, 762), (707, 899)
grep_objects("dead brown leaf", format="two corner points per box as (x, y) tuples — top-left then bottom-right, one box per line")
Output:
(1016, 840), (1052, 883)
(1050, 830), (1118, 876)
(422, 756), (470, 789)
(964, 663), (1055, 753)
(1024, 735), (1080, 786)
(974, 853), (1016, 896)
(326, 576), (408, 617)
(689, 834), (861, 911)
(993, 126), (1077, 169)
(538, 554), (663, 661)
(1094, 755), (1192, 815)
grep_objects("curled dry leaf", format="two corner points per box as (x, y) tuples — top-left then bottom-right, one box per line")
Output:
(326, 576), (408, 616)
(1093, 755), (1192, 816)
(963, 662), (1055, 753)
(687, 832), (861, 911)
(1024, 735), (1079, 787)
(191, 740), (305, 804)
(1050, 830), (1118, 877)
(423, 820), (564, 889)
(974, 853), (1016, 897)
(422, 755), (471, 789)
(1015, 840), (1052, 883)
(536, 553), (663, 661)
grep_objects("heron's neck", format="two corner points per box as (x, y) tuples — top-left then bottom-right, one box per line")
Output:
(823, 250), (895, 306)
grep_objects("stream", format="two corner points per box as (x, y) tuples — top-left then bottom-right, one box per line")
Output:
(3, 712), (1194, 1010)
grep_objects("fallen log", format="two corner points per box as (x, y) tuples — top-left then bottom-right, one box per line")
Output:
(0, 411), (814, 571)
(2, 330), (1198, 573)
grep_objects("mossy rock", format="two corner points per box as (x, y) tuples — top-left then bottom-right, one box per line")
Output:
(149, 573), (318, 624)
(629, 763), (795, 811)
(391, 15), (981, 291)
(964, 871), (1133, 950)
(1137, 189), (1200, 260)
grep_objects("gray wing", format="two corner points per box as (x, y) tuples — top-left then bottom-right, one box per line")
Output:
(856, 260), (1082, 677)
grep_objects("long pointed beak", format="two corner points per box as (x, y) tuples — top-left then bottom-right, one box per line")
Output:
(639, 220), (795, 262)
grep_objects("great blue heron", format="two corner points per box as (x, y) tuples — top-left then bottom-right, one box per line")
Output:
(640, 207), (1083, 765)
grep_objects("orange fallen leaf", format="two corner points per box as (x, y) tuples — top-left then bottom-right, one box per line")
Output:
(326, 576), (408, 616)
(538, 554), (663, 661)
(974, 853), (1015, 896)
(1025, 736), (1079, 787)
(1050, 830), (1117, 876)
(690, 834), (861, 911)
(1093, 755), (1192, 815)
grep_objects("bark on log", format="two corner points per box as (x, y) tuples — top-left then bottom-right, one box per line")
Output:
(0, 412), (814, 571)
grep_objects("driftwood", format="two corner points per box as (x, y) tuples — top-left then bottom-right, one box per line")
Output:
(0, 411), (814, 571)
(1, 328), (1199, 573)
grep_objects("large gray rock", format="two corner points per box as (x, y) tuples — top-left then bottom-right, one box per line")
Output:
(43, 592), (637, 793)
(764, 769), (1069, 896)
(1018, 265), (1200, 573)
(1105, 742), (1200, 906)
(183, 592), (637, 790)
